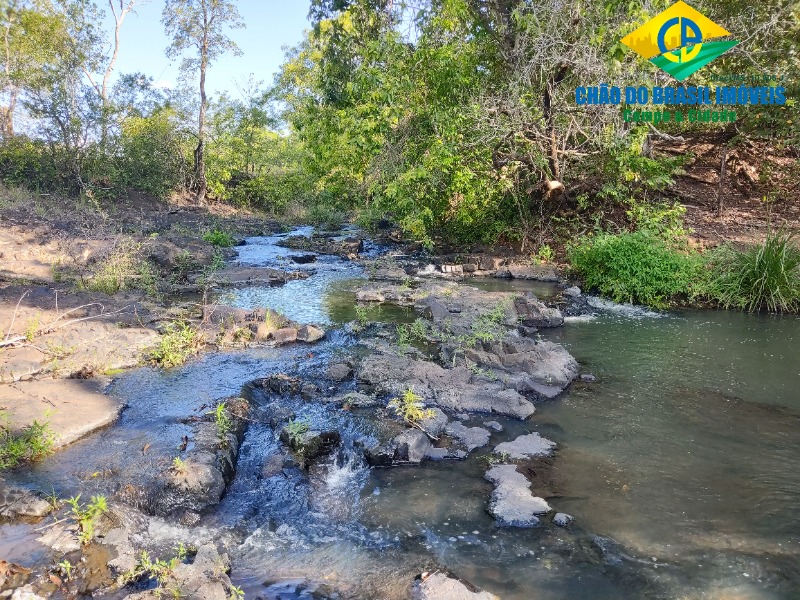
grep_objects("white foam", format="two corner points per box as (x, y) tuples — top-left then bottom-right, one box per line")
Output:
(586, 296), (666, 319)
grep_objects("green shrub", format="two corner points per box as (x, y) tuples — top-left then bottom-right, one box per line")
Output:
(285, 418), (310, 444)
(85, 239), (156, 295)
(202, 229), (234, 247)
(0, 136), (61, 192)
(0, 411), (55, 470)
(148, 321), (203, 368)
(306, 203), (345, 230)
(388, 388), (435, 426)
(702, 229), (800, 313)
(568, 231), (702, 309)
(118, 109), (189, 198)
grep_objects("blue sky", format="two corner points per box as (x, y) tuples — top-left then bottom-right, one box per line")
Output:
(109, 0), (311, 99)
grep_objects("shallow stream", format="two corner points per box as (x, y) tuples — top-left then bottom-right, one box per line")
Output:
(3, 229), (799, 600)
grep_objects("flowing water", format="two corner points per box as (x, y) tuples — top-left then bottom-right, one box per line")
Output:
(3, 229), (800, 600)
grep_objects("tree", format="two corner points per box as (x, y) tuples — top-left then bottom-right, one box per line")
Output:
(83, 0), (145, 145)
(162, 0), (243, 205)
(0, 0), (66, 137)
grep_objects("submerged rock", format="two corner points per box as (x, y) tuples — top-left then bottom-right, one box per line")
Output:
(333, 391), (378, 408)
(290, 253), (317, 264)
(494, 433), (556, 460)
(209, 265), (308, 287)
(445, 422), (491, 452)
(412, 572), (500, 600)
(325, 361), (353, 381)
(484, 465), (551, 527)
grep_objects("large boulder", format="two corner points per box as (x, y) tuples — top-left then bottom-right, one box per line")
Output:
(484, 465), (551, 527)
(296, 324), (325, 343)
(270, 327), (298, 345)
(464, 338), (578, 399)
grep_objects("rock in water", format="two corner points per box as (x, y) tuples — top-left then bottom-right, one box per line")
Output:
(484, 465), (551, 527)
(270, 327), (298, 345)
(494, 433), (556, 459)
(290, 253), (317, 264)
(553, 512), (574, 527)
(325, 362), (353, 381)
(357, 354), (535, 419)
(297, 324), (325, 343)
(445, 422), (491, 452)
(513, 294), (564, 328)
(280, 428), (341, 464)
(412, 572), (500, 600)
(0, 484), (53, 521)
(420, 408), (449, 437)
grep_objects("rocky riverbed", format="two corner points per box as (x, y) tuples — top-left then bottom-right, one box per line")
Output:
(3, 220), (800, 600)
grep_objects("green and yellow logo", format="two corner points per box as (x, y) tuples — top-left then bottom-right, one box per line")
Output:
(621, 1), (739, 81)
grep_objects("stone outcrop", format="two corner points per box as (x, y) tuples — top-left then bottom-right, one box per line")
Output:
(464, 338), (578, 399)
(358, 353), (535, 419)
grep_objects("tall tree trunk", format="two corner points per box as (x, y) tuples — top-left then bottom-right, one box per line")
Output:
(195, 39), (208, 205)
(2, 17), (13, 138)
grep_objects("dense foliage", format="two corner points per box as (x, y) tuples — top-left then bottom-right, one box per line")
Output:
(0, 0), (797, 313)
(568, 231), (703, 309)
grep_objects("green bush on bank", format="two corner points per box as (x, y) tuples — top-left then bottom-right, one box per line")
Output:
(702, 229), (800, 313)
(569, 229), (800, 314)
(568, 231), (703, 309)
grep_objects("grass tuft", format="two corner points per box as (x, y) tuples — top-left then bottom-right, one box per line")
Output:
(0, 411), (55, 470)
(703, 228), (800, 313)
